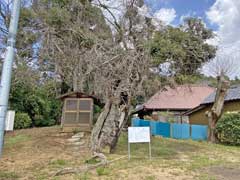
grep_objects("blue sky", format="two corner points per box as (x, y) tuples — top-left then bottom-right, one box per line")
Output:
(145, 0), (217, 29)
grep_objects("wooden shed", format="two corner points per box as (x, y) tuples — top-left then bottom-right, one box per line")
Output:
(58, 92), (100, 132)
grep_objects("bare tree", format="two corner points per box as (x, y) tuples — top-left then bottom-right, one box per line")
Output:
(206, 71), (230, 142)
(204, 54), (240, 78)
(204, 54), (235, 142)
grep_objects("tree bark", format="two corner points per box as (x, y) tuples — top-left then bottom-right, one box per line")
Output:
(206, 72), (230, 143)
(90, 100), (128, 153)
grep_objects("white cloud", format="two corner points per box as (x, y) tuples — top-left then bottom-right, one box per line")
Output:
(93, 0), (151, 33)
(179, 11), (197, 24)
(153, 8), (176, 25)
(204, 0), (240, 79)
(92, 0), (127, 33)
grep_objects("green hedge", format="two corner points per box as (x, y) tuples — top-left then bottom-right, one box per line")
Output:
(216, 112), (240, 145)
(14, 113), (32, 129)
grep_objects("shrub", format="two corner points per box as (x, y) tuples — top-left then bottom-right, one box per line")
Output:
(10, 76), (62, 127)
(34, 115), (56, 127)
(216, 112), (240, 145)
(14, 113), (32, 129)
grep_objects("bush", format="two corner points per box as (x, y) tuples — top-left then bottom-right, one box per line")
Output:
(216, 112), (240, 145)
(14, 113), (32, 129)
(10, 75), (62, 128)
(34, 115), (56, 127)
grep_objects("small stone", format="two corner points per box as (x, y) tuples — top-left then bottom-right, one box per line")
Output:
(72, 141), (85, 146)
(67, 137), (80, 142)
(72, 132), (85, 139)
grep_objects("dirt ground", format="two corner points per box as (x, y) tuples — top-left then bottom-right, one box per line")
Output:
(0, 127), (91, 180)
(0, 126), (239, 180)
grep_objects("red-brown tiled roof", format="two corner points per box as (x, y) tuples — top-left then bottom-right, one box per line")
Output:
(144, 85), (215, 110)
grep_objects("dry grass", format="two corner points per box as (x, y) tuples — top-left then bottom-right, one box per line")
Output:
(0, 127), (240, 180)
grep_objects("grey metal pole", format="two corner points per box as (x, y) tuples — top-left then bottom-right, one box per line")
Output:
(0, 0), (21, 157)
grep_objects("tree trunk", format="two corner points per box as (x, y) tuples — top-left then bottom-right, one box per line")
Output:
(208, 112), (218, 142)
(206, 72), (230, 143)
(90, 100), (128, 153)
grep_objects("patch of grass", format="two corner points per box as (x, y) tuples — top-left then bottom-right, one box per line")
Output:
(115, 134), (199, 159)
(35, 173), (49, 180)
(198, 174), (216, 180)
(144, 175), (156, 180)
(96, 167), (110, 176)
(49, 159), (68, 167)
(85, 158), (100, 165)
(5, 134), (31, 147)
(188, 155), (224, 171)
(110, 132), (240, 179)
(51, 177), (60, 180)
(0, 171), (19, 179)
(74, 172), (90, 180)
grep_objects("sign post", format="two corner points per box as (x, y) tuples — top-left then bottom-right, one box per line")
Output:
(128, 127), (151, 160)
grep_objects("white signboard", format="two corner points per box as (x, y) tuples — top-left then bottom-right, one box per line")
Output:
(5, 111), (15, 131)
(128, 127), (150, 143)
(128, 127), (151, 160)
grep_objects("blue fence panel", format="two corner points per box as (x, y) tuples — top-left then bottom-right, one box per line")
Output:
(132, 118), (141, 127)
(181, 124), (190, 139)
(140, 120), (151, 127)
(132, 119), (207, 141)
(150, 121), (158, 135)
(172, 123), (190, 139)
(157, 122), (171, 138)
(172, 123), (182, 139)
(132, 119), (150, 127)
(191, 125), (208, 140)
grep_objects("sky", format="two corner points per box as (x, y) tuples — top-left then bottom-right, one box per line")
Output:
(146, 0), (216, 27)
(145, 0), (240, 79)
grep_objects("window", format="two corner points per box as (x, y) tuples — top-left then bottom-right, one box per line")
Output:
(65, 112), (77, 124)
(79, 112), (91, 124)
(66, 100), (77, 111)
(79, 100), (91, 111)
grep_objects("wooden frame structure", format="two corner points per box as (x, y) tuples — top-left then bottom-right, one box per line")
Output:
(58, 92), (100, 132)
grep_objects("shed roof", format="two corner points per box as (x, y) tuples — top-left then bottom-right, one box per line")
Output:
(142, 85), (215, 110)
(57, 91), (102, 106)
(57, 91), (97, 99)
(184, 85), (240, 116)
(201, 85), (240, 105)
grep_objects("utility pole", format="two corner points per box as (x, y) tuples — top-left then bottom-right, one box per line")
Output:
(0, 0), (21, 157)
